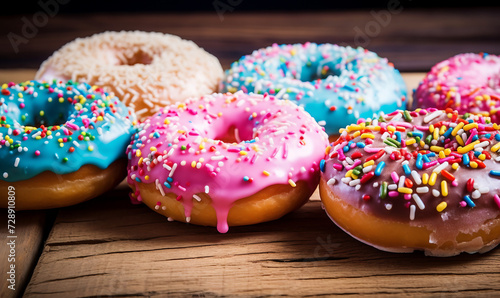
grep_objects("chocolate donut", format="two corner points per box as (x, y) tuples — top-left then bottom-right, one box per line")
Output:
(319, 108), (500, 256)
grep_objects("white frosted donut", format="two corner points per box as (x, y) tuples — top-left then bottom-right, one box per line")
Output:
(35, 31), (224, 120)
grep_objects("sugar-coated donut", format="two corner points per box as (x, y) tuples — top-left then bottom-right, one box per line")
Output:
(319, 108), (500, 256)
(413, 53), (500, 124)
(220, 43), (407, 135)
(0, 80), (137, 210)
(35, 31), (224, 120)
(127, 91), (329, 233)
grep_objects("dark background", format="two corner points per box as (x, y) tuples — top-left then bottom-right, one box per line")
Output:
(1, 1), (495, 15)
(0, 1), (499, 71)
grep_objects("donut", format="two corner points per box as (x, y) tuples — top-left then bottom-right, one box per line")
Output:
(35, 31), (224, 120)
(0, 80), (137, 210)
(413, 53), (500, 124)
(220, 43), (407, 135)
(319, 108), (500, 256)
(127, 91), (329, 233)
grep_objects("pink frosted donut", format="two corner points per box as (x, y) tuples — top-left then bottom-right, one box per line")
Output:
(127, 91), (329, 233)
(413, 53), (500, 123)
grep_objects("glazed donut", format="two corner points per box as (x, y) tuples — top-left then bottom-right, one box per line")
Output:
(319, 108), (500, 256)
(35, 31), (223, 120)
(0, 80), (137, 210)
(413, 53), (500, 124)
(220, 43), (407, 135)
(127, 91), (329, 233)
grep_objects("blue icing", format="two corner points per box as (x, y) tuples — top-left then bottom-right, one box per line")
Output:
(220, 43), (407, 135)
(0, 80), (137, 182)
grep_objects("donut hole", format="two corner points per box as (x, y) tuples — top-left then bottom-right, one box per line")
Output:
(298, 60), (342, 82)
(32, 110), (71, 127)
(9, 99), (73, 127)
(119, 50), (154, 66)
(214, 125), (254, 144)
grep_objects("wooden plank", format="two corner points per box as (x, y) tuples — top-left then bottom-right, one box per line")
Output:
(23, 188), (500, 297)
(0, 210), (51, 297)
(0, 69), (36, 84)
(0, 8), (499, 71)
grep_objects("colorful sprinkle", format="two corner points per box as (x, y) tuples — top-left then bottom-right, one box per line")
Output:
(490, 170), (500, 178)
(0, 80), (137, 182)
(127, 91), (328, 233)
(220, 43), (407, 135)
(324, 107), (500, 232)
(436, 201), (447, 212)
(463, 195), (475, 208)
(374, 161), (386, 176)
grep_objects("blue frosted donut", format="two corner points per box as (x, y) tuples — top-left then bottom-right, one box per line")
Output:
(220, 43), (408, 135)
(0, 80), (137, 209)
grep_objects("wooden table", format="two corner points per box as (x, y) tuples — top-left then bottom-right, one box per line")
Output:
(1, 9), (500, 297)
(2, 70), (499, 298)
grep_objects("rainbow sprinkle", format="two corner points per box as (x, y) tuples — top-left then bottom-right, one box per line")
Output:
(323, 107), (500, 222)
(0, 80), (137, 182)
(127, 91), (329, 233)
(220, 43), (407, 135)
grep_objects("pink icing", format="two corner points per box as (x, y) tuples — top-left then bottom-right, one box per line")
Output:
(414, 53), (500, 123)
(127, 91), (329, 233)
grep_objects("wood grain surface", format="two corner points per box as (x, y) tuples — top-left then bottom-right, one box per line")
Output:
(0, 210), (52, 297)
(0, 8), (499, 296)
(23, 188), (500, 297)
(0, 70), (497, 296)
